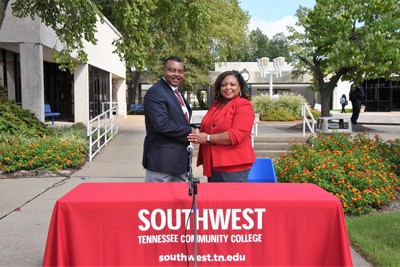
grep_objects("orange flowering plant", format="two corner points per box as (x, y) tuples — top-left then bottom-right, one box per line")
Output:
(0, 131), (88, 173)
(274, 132), (400, 215)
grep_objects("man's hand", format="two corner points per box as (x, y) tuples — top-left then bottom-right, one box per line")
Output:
(191, 127), (199, 134)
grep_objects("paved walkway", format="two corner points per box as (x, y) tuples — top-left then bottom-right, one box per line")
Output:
(2, 113), (399, 266)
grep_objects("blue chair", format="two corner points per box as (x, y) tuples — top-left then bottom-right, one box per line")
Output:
(44, 104), (60, 125)
(248, 158), (277, 183)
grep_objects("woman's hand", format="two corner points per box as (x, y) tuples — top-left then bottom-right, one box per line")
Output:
(188, 132), (208, 144)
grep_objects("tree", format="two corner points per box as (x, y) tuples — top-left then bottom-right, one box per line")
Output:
(108, 0), (156, 107)
(107, 0), (210, 108)
(5, 0), (103, 73)
(243, 28), (293, 62)
(207, 0), (251, 63)
(106, 0), (251, 109)
(268, 33), (293, 62)
(288, 0), (400, 117)
(185, 0), (251, 107)
(245, 28), (270, 61)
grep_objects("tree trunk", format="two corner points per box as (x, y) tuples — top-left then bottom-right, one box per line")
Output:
(132, 71), (140, 104)
(126, 69), (135, 108)
(195, 88), (207, 109)
(319, 86), (332, 117)
(127, 70), (142, 108)
(137, 78), (142, 104)
(300, 54), (350, 117)
(0, 0), (9, 30)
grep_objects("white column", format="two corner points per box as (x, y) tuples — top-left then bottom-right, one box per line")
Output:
(116, 78), (127, 118)
(74, 64), (89, 123)
(19, 42), (45, 121)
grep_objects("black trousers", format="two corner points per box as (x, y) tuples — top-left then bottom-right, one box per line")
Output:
(351, 99), (362, 125)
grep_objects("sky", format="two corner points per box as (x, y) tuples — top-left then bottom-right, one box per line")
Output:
(238, 0), (316, 38)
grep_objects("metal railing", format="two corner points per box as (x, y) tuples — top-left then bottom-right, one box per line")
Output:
(101, 102), (127, 119)
(87, 105), (119, 162)
(251, 113), (259, 147)
(302, 103), (316, 137)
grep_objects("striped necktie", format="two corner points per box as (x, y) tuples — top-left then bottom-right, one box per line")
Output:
(174, 89), (189, 124)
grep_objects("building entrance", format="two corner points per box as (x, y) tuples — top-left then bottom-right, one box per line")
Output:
(89, 66), (110, 119)
(362, 78), (400, 111)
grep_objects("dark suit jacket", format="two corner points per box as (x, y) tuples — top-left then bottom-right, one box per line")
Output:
(142, 78), (192, 175)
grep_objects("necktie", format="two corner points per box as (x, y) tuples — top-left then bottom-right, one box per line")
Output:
(174, 89), (189, 124)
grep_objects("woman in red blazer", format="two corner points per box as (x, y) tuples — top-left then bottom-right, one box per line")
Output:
(188, 70), (256, 182)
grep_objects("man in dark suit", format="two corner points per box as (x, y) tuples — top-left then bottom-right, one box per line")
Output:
(143, 56), (198, 182)
(349, 82), (365, 125)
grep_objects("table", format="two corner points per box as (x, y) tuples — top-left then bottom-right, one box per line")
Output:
(43, 183), (353, 266)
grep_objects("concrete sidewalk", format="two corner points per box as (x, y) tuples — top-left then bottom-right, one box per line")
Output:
(2, 114), (399, 266)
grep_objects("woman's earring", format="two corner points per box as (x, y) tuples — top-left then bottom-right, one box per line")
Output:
(239, 91), (242, 97)
(218, 92), (222, 99)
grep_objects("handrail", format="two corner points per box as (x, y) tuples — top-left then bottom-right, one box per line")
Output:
(87, 105), (119, 162)
(101, 102), (127, 119)
(251, 113), (259, 147)
(301, 103), (316, 137)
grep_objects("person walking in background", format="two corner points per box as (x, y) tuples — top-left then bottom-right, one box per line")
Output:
(142, 56), (198, 182)
(349, 82), (365, 125)
(340, 94), (348, 113)
(188, 71), (256, 182)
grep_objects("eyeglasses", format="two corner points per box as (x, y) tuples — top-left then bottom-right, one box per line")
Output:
(165, 68), (185, 74)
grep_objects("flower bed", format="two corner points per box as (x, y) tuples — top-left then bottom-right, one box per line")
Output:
(275, 132), (400, 215)
(0, 132), (88, 173)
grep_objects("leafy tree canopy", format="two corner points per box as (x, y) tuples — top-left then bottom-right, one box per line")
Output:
(10, 0), (103, 73)
(288, 0), (400, 116)
(244, 28), (293, 62)
(105, 0), (251, 102)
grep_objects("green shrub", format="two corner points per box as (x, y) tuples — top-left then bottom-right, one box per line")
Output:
(127, 110), (144, 115)
(0, 98), (49, 137)
(275, 93), (306, 119)
(274, 132), (400, 215)
(308, 108), (321, 120)
(251, 93), (315, 121)
(251, 94), (276, 115)
(260, 107), (297, 121)
(0, 98), (88, 173)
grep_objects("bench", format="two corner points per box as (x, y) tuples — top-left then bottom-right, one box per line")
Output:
(45, 104), (60, 125)
(316, 117), (352, 135)
(130, 104), (144, 115)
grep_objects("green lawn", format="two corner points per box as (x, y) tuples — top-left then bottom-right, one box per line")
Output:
(346, 212), (400, 266)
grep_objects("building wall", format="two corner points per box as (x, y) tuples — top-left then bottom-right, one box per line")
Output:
(213, 62), (319, 106)
(333, 80), (353, 110)
(83, 19), (126, 79)
(137, 63), (398, 113)
(0, 0), (126, 124)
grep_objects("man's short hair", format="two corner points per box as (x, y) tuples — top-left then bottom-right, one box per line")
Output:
(163, 56), (183, 67)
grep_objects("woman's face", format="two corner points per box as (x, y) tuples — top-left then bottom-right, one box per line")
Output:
(220, 75), (240, 102)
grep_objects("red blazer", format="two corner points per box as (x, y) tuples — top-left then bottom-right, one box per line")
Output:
(197, 96), (256, 170)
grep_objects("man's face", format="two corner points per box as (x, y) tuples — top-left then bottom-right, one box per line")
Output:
(162, 60), (184, 87)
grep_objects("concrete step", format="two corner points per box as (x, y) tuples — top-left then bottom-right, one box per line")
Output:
(253, 136), (309, 158)
(192, 150), (287, 158)
(254, 136), (309, 143)
(254, 143), (291, 151)
(255, 150), (288, 158)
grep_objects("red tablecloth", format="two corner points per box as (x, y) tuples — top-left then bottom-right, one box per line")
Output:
(43, 183), (353, 266)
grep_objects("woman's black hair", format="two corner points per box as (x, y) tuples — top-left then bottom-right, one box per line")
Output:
(213, 70), (251, 101)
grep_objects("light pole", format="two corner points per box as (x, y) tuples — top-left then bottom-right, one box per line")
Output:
(257, 57), (286, 97)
